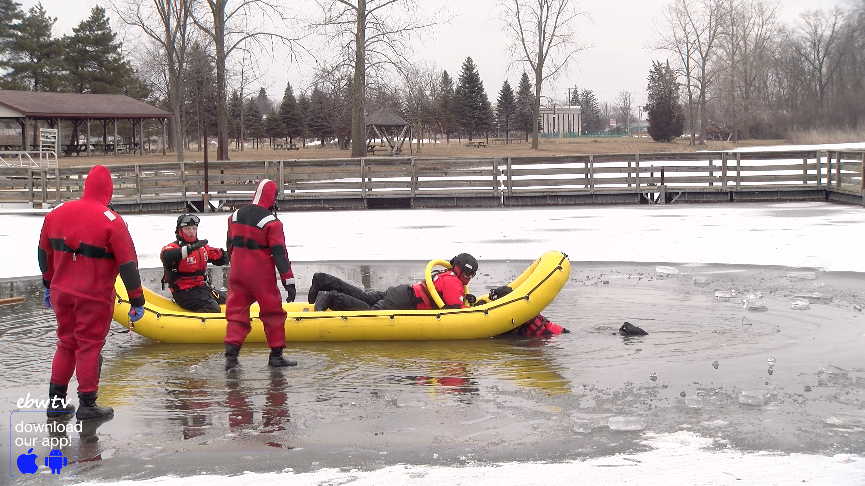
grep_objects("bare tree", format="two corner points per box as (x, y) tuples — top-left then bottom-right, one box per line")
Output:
(655, 0), (724, 145)
(501, 0), (588, 149)
(193, 0), (300, 161)
(614, 90), (633, 133)
(112, 0), (193, 161)
(401, 63), (439, 153)
(791, 7), (851, 111)
(309, 1), (443, 158)
(716, 0), (779, 140)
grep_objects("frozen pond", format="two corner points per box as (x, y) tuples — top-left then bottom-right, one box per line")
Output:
(2, 259), (864, 482)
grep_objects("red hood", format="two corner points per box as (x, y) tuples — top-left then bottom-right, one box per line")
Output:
(82, 165), (113, 205)
(252, 179), (277, 208)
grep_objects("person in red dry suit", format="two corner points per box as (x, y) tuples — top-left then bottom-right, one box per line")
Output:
(223, 179), (298, 371)
(478, 286), (570, 337)
(160, 214), (228, 313)
(38, 165), (146, 420)
(309, 253), (478, 311)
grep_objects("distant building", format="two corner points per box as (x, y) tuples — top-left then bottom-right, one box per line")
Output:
(539, 105), (581, 136)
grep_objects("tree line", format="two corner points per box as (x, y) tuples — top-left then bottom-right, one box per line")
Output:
(1, 0), (860, 158)
(654, 0), (865, 144)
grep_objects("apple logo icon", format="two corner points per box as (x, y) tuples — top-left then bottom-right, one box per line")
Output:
(17, 448), (38, 474)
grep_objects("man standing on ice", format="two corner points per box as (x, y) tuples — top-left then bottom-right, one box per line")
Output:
(38, 165), (146, 420)
(223, 179), (298, 370)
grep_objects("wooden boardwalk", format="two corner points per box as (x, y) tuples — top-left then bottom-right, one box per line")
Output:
(1, 150), (863, 212)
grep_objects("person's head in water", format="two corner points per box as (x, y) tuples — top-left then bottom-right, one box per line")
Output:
(176, 214), (200, 243)
(450, 253), (478, 285)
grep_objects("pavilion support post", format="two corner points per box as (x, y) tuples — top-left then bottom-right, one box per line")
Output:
(56, 118), (62, 158)
(129, 120), (135, 154)
(20, 117), (29, 151)
(161, 119), (166, 155)
(101, 120), (108, 153)
(139, 120), (144, 155)
(113, 120), (118, 156)
(86, 119), (92, 156)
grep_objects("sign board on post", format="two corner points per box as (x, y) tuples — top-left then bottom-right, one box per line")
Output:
(610, 119), (617, 127)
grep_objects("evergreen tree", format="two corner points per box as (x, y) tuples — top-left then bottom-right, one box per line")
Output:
(254, 87), (272, 116)
(244, 98), (264, 148)
(0, 0), (22, 70)
(1, 3), (62, 91)
(454, 57), (493, 140)
(63, 6), (135, 94)
(515, 72), (535, 141)
(228, 90), (243, 148)
(434, 70), (458, 142)
(307, 86), (331, 147)
(298, 91), (312, 146)
(645, 60), (684, 143)
(579, 89), (603, 133)
(496, 80), (517, 140)
(278, 82), (304, 145)
(264, 108), (283, 146)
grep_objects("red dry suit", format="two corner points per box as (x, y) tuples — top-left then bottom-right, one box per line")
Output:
(160, 240), (227, 292)
(517, 314), (567, 336)
(224, 180), (294, 348)
(412, 270), (469, 309)
(38, 165), (145, 394)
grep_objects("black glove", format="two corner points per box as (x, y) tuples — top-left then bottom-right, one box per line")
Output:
(489, 286), (513, 301)
(283, 281), (296, 303)
(188, 239), (208, 252)
(465, 294), (476, 305)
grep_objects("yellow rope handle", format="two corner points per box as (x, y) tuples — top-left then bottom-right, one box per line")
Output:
(425, 259), (470, 309)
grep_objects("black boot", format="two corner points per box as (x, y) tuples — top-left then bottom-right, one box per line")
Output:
(46, 383), (75, 418)
(268, 348), (298, 367)
(307, 273), (325, 304)
(76, 391), (113, 420)
(225, 343), (241, 371)
(309, 273), (383, 305)
(314, 290), (333, 311)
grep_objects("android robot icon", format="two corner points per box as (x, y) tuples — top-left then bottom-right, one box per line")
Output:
(44, 449), (67, 474)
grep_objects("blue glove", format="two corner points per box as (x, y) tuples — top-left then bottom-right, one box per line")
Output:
(43, 288), (52, 309)
(128, 306), (145, 322)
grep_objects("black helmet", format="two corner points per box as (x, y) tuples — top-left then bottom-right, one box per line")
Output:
(176, 214), (200, 231)
(450, 253), (478, 278)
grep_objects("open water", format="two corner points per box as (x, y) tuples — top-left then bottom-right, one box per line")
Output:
(1, 260), (864, 482)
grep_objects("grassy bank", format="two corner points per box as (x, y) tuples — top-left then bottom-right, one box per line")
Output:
(58, 136), (790, 168)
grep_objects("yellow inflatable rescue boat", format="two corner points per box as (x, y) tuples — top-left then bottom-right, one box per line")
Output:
(113, 250), (570, 343)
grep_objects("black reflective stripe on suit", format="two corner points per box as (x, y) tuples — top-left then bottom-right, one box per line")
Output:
(230, 235), (270, 250)
(270, 243), (290, 276)
(119, 261), (144, 307)
(49, 238), (115, 259)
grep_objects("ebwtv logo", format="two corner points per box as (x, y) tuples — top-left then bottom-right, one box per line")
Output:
(9, 394), (80, 477)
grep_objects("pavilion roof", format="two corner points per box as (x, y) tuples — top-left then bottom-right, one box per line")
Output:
(0, 90), (171, 120)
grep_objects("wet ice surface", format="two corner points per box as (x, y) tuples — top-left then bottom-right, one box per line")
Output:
(2, 260), (864, 482)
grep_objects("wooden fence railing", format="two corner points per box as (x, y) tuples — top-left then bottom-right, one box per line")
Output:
(1, 150), (862, 210)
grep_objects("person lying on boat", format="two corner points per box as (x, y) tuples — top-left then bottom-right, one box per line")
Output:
(309, 253), (478, 311)
(475, 285), (570, 337)
(160, 214), (228, 313)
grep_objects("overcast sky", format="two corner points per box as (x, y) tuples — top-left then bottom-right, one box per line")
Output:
(23, 0), (848, 107)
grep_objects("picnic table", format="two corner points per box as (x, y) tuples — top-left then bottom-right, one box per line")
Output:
(62, 144), (91, 156)
(466, 140), (487, 148)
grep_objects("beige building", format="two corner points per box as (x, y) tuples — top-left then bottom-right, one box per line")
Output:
(539, 105), (581, 136)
